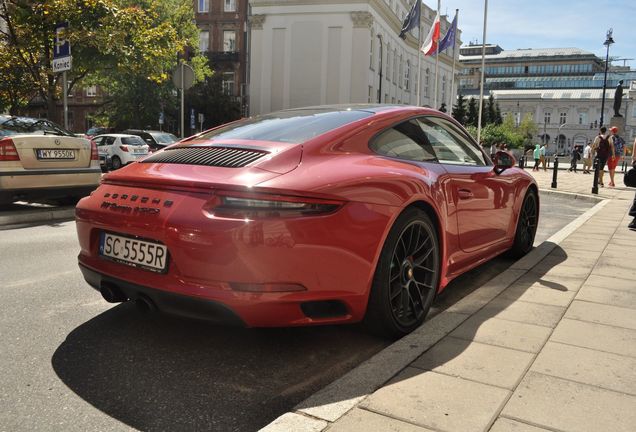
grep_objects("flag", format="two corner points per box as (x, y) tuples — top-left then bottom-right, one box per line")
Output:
(437, 11), (458, 54)
(399, 1), (421, 39)
(420, 11), (440, 56)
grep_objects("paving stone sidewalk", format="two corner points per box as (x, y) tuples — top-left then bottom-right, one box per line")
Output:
(263, 170), (636, 432)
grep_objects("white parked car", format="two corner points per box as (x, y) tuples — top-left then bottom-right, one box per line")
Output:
(0, 116), (101, 205)
(93, 134), (150, 170)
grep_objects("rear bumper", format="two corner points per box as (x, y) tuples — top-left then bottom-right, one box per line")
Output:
(0, 169), (101, 203)
(79, 263), (245, 326)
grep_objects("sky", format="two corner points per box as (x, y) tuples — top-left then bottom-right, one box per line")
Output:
(437, 0), (636, 68)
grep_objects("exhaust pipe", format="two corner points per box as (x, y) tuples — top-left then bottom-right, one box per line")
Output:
(100, 283), (128, 303)
(135, 295), (157, 314)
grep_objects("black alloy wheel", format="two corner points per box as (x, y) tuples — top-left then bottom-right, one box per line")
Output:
(365, 208), (440, 338)
(509, 190), (538, 258)
(111, 156), (122, 170)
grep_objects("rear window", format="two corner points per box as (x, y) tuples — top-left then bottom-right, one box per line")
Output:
(196, 109), (373, 144)
(0, 117), (74, 136)
(150, 132), (178, 144)
(122, 136), (146, 146)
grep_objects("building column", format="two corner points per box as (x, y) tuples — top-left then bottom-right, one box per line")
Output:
(350, 12), (373, 103)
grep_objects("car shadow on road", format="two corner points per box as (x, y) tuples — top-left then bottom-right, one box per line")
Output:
(51, 245), (573, 432)
(51, 303), (389, 432)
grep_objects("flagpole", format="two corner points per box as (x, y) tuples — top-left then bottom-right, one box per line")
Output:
(416, 4), (422, 106)
(449, 9), (458, 109)
(434, 0), (440, 109)
(476, 0), (488, 145)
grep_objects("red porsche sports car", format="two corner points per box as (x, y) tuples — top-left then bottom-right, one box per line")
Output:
(76, 105), (538, 337)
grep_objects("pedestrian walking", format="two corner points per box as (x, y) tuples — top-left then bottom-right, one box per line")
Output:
(539, 144), (547, 171)
(629, 137), (636, 231)
(532, 144), (540, 171)
(568, 145), (581, 172)
(582, 141), (592, 173)
(607, 126), (625, 187)
(591, 126), (614, 187)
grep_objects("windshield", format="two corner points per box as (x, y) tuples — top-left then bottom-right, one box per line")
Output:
(122, 136), (146, 146)
(196, 109), (373, 144)
(0, 117), (74, 136)
(150, 132), (178, 144)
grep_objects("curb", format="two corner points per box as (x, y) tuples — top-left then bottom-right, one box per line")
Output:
(0, 207), (75, 227)
(260, 197), (610, 432)
(537, 188), (604, 204)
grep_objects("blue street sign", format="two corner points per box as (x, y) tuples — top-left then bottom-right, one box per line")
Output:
(54, 22), (71, 59)
(190, 109), (196, 130)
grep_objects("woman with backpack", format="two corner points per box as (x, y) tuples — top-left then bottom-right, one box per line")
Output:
(591, 126), (614, 187)
(608, 126), (625, 187)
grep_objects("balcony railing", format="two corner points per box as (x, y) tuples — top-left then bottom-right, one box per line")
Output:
(208, 51), (240, 62)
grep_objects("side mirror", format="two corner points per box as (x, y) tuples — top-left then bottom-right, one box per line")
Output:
(493, 150), (516, 175)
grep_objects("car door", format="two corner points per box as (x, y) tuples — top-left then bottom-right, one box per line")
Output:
(415, 116), (514, 253)
(102, 136), (116, 157)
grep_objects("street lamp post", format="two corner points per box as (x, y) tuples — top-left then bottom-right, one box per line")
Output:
(600, 29), (614, 128)
(377, 34), (383, 104)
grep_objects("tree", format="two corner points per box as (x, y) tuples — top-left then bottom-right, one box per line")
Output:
(494, 102), (503, 125)
(451, 94), (467, 125)
(187, 73), (242, 135)
(0, 0), (208, 120)
(466, 97), (478, 127)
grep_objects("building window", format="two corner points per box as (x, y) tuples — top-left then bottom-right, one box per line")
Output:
(392, 49), (397, 83)
(386, 44), (391, 81)
(442, 75), (447, 105)
(404, 60), (410, 91)
(85, 86), (97, 97)
(223, 30), (236, 52)
(222, 72), (235, 95)
(544, 112), (551, 125)
(578, 112), (587, 125)
(425, 68), (430, 97)
(370, 30), (375, 70)
(199, 30), (209, 52)
(197, 0), (209, 13)
(224, 0), (236, 12)
(559, 112), (567, 125)
(368, 86), (373, 103)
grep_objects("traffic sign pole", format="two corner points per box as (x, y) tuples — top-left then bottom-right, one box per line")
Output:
(180, 63), (185, 138)
(63, 71), (68, 129)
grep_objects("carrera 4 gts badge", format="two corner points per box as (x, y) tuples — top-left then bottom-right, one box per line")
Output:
(100, 201), (160, 214)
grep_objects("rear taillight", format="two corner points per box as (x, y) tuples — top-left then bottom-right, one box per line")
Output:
(90, 140), (99, 161)
(206, 191), (344, 219)
(119, 145), (129, 152)
(0, 137), (20, 161)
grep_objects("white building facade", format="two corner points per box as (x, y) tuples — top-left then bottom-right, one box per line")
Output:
(248, 0), (460, 116)
(494, 87), (636, 155)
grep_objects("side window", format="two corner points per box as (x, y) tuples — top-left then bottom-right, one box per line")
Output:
(104, 136), (116, 146)
(93, 137), (104, 146)
(415, 117), (487, 166)
(370, 119), (437, 162)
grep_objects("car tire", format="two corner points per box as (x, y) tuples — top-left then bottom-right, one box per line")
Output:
(111, 156), (122, 170)
(364, 208), (440, 339)
(508, 189), (538, 259)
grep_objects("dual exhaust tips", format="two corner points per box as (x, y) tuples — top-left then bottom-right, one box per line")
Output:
(100, 283), (156, 313)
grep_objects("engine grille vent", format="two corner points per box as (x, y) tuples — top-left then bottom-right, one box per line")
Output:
(141, 147), (268, 168)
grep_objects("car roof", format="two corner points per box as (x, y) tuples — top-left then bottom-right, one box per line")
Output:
(94, 134), (142, 138)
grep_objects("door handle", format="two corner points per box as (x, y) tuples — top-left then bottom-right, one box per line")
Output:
(457, 189), (474, 199)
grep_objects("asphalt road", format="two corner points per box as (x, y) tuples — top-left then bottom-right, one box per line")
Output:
(0, 192), (595, 432)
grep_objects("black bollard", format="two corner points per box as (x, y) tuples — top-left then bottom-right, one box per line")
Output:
(519, 155), (525, 169)
(551, 156), (559, 188)
(591, 157), (599, 194)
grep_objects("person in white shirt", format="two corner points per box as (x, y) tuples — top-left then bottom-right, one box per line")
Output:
(582, 142), (592, 174)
